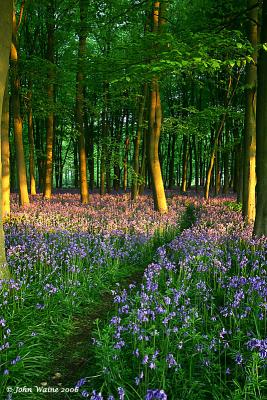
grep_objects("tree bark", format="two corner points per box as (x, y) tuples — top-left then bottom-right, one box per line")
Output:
(43, 2), (55, 199)
(75, 0), (89, 203)
(148, 1), (168, 213)
(253, 1), (267, 236)
(28, 84), (37, 195)
(1, 77), (10, 218)
(0, 0), (12, 278)
(131, 88), (147, 200)
(181, 135), (189, 193)
(242, 0), (258, 223)
(11, 7), (29, 206)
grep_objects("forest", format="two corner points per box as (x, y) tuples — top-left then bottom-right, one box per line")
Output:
(0, 0), (267, 399)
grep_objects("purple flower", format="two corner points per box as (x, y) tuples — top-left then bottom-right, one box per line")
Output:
(145, 389), (168, 400)
(166, 353), (177, 368)
(235, 353), (243, 365)
(90, 391), (103, 400)
(118, 387), (125, 400)
(75, 378), (86, 389)
(142, 355), (149, 364)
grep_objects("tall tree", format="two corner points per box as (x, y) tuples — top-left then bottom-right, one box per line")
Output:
(28, 82), (37, 195)
(75, 0), (89, 204)
(242, 0), (258, 223)
(254, 0), (267, 236)
(148, 1), (168, 213)
(11, 1), (30, 206)
(43, 1), (55, 199)
(0, 0), (12, 278)
(1, 78), (10, 218)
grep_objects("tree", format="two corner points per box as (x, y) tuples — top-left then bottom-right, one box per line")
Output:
(11, 1), (30, 206)
(242, 0), (258, 223)
(253, 1), (267, 236)
(1, 78), (10, 217)
(148, 1), (168, 213)
(43, 1), (55, 199)
(0, 0), (12, 278)
(76, 0), (89, 204)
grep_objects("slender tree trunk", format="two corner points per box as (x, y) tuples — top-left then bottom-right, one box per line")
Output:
(123, 111), (129, 192)
(205, 116), (226, 200)
(131, 87), (147, 201)
(242, 0), (258, 223)
(75, 0), (89, 203)
(193, 136), (199, 192)
(223, 131), (230, 194)
(11, 8), (29, 206)
(1, 77), (10, 218)
(35, 119), (45, 191)
(28, 84), (36, 195)
(181, 135), (189, 193)
(43, 4), (55, 199)
(254, 1), (267, 236)
(149, 77), (168, 212)
(168, 132), (176, 189)
(215, 150), (221, 196)
(187, 140), (193, 190)
(139, 122), (148, 195)
(73, 139), (79, 188)
(147, 1), (168, 213)
(237, 142), (244, 203)
(0, 0), (12, 278)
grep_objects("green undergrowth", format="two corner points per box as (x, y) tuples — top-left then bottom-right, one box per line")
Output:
(223, 201), (242, 212)
(1, 204), (199, 400)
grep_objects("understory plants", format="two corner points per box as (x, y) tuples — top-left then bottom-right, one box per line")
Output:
(0, 192), (185, 399)
(82, 201), (267, 400)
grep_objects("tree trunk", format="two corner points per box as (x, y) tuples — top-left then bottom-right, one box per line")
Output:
(123, 111), (129, 192)
(131, 87), (147, 201)
(193, 136), (199, 192)
(223, 131), (230, 194)
(205, 116), (226, 200)
(43, 3), (55, 199)
(181, 135), (189, 193)
(149, 77), (168, 213)
(253, 1), (267, 236)
(168, 131), (176, 189)
(28, 84), (37, 195)
(11, 7), (29, 206)
(0, 0), (12, 278)
(1, 77), (10, 218)
(75, 0), (89, 203)
(242, 0), (258, 223)
(147, 1), (168, 213)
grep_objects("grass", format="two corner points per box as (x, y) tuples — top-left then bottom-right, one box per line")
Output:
(1, 199), (192, 400)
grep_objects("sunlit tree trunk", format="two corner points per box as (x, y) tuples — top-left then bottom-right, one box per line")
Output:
(254, 1), (267, 236)
(1, 78), (10, 218)
(0, 0), (12, 278)
(148, 1), (168, 213)
(75, 0), (89, 203)
(181, 135), (189, 193)
(11, 6), (29, 206)
(28, 84), (36, 195)
(43, 2), (55, 199)
(242, 0), (258, 223)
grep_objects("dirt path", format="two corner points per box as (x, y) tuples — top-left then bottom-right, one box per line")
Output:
(44, 206), (196, 399)
(45, 267), (145, 399)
